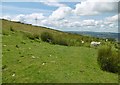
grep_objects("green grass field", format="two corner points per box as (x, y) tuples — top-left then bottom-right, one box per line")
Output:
(2, 20), (118, 83)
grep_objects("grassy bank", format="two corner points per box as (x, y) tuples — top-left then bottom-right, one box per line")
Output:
(2, 21), (118, 83)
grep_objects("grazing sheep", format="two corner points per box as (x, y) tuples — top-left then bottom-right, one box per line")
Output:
(81, 40), (84, 44)
(91, 41), (101, 47)
(106, 39), (108, 42)
(12, 73), (15, 77)
(42, 62), (46, 65)
(42, 63), (45, 65)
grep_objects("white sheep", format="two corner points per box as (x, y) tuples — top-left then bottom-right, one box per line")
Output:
(81, 40), (84, 44)
(106, 39), (108, 42)
(91, 41), (101, 47)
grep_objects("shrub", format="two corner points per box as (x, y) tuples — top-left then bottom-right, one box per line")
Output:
(68, 39), (76, 46)
(25, 33), (35, 40)
(51, 36), (68, 46)
(10, 26), (15, 32)
(107, 38), (116, 42)
(33, 33), (40, 39)
(114, 43), (120, 50)
(22, 32), (40, 40)
(68, 39), (81, 46)
(97, 46), (120, 73)
(56, 38), (68, 46)
(41, 32), (54, 43)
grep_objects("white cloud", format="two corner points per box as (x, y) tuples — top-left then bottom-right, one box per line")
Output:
(82, 20), (96, 26)
(49, 6), (72, 20)
(109, 24), (114, 28)
(25, 13), (45, 20)
(2, 0), (119, 2)
(103, 14), (119, 26)
(73, 2), (99, 16)
(105, 14), (118, 22)
(42, 0), (66, 7)
(13, 14), (25, 21)
(2, 15), (11, 20)
(11, 13), (45, 22)
(100, 25), (105, 28)
(73, 0), (118, 16)
(42, 14), (118, 32)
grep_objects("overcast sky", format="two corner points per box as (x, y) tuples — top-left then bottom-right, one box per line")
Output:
(1, 0), (120, 33)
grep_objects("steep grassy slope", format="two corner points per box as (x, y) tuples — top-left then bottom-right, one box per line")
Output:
(2, 19), (118, 83)
(2, 19), (79, 38)
(2, 19), (106, 46)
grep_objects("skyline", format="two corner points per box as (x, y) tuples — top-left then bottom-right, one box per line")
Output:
(1, 0), (119, 33)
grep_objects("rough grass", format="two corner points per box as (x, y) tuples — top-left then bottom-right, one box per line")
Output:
(97, 45), (120, 73)
(2, 28), (118, 83)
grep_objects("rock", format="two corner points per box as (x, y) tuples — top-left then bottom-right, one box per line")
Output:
(28, 47), (31, 50)
(42, 63), (45, 65)
(42, 62), (46, 65)
(3, 45), (7, 47)
(32, 56), (35, 58)
(12, 73), (15, 77)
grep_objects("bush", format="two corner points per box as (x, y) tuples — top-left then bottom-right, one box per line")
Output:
(10, 26), (15, 32)
(55, 38), (68, 46)
(22, 32), (40, 40)
(25, 33), (35, 40)
(41, 32), (54, 43)
(97, 46), (120, 73)
(33, 33), (40, 39)
(68, 39), (81, 46)
(114, 43), (120, 50)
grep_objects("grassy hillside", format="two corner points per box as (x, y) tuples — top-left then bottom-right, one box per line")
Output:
(2, 19), (107, 47)
(2, 19), (118, 83)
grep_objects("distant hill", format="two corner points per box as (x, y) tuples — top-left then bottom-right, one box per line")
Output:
(66, 31), (120, 41)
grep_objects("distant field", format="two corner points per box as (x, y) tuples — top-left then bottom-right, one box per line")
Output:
(2, 19), (118, 83)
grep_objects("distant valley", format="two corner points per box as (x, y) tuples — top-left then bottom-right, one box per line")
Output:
(65, 31), (120, 41)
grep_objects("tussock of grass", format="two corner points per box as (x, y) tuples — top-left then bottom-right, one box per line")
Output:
(41, 32), (54, 43)
(97, 45), (120, 73)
